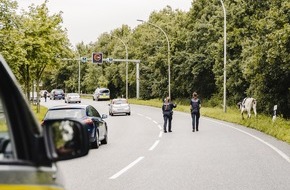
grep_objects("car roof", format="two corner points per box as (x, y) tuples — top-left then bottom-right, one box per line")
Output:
(48, 104), (89, 110)
(96, 87), (109, 91)
(112, 98), (128, 103)
(113, 98), (127, 100)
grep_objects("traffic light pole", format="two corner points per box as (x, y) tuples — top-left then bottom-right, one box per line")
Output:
(61, 57), (141, 99)
(60, 57), (83, 94)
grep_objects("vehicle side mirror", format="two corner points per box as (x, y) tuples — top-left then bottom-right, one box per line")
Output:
(43, 119), (90, 161)
(102, 114), (108, 119)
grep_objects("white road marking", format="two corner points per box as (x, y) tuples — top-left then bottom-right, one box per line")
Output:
(206, 118), (290, 163)
(153, 120), (158, 124)
(146, 116), (152, 120)
(149, 140), (160, 151)
(158, 124), (162, 130)
(159, 131), (163, 138)
(109, 157), (144, 179)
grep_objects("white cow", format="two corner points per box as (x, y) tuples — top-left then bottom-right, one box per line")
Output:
(237, 97), (257, 119)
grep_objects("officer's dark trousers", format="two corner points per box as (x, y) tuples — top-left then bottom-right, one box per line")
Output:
(191, 112), (200, 131)
(163, 113), (172, 132)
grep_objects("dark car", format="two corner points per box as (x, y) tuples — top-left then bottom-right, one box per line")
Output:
(50, 89), (65, 100)
(0, 55), (90, 189)
(43, 104), (108, 149)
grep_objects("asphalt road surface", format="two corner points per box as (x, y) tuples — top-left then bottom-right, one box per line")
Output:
(41, 98), (290, 190)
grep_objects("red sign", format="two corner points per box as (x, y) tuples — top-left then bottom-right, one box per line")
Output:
(92, 52), (103, 64)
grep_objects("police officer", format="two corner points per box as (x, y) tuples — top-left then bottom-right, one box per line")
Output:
(44, 91), (47, 102)
(162, 97), (177, 133)
(190, 92), (201, 132)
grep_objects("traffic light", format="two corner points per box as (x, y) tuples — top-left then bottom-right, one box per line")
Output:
(92, 52), (103, 64)
(108, 58), (113, 63)
(81, 57), (87, 63)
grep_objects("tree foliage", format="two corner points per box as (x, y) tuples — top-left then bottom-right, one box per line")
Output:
(1, 0), (289, 117)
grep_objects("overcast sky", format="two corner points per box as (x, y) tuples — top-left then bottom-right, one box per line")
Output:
(16, 0), (193, 46)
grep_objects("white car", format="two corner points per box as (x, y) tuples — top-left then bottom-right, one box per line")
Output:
(109, 98), (131, 116)
(93, 88), (110, 101)
(65, 93), (81, 103)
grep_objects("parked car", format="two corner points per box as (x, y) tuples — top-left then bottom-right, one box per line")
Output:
(65, 93), (81, 103)
(50, 89), (65, 100)
(43, 104), (108, 149)
(109, 98), (131, 116)
(93, 88), (110, 101)
(0, 54), (90, 189)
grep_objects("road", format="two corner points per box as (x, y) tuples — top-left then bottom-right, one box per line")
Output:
(41, 98), (290, 190)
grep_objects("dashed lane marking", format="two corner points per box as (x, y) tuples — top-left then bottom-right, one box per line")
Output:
(149, 140), (160, 151)
(110, 157), (144, 179)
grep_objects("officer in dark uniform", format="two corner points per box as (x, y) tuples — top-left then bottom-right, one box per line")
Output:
(44, 91), (47, 102)
(162, 97), (177, 133)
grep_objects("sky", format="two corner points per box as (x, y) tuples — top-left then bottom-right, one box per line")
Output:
(16, 0), (193, 46)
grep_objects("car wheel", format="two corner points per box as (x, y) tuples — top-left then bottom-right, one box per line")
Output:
(91, 131), (99, 149)
(128, 112), (131, 116)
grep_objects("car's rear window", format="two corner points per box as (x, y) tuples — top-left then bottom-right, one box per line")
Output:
(45, 109), (85, 119)
(100, 89), (109, 93)
(113, 99), (127, 104)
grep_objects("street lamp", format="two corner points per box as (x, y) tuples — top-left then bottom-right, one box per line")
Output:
(137, 19), (171, 99)
(75, 50), (81, 94)
(219, 0), (227, 113)
(112, 35), (129, 99)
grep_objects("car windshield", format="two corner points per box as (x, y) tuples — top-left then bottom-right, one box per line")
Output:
(55, 90), (63, 94)
(68, 93), (79, 96)
(45, 109), (85, 119)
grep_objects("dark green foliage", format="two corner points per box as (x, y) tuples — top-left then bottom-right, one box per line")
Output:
(1, 0), (290, 118)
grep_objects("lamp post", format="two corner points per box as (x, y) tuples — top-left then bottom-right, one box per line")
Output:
(112, 35), (128, 99)
(75, 50), (81, 95)
(219, 0), (227, 113)
(137, 19), (171, 99)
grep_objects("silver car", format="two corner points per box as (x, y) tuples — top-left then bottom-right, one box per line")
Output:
(65, 93), (81, 103)
(109, 98), (131, 116)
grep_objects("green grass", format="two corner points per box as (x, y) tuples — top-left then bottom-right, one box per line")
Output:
(31, 105), (48, 123)
(128, 98), (290, 144)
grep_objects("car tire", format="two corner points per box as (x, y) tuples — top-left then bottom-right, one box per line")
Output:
(91, 132), (99, 149)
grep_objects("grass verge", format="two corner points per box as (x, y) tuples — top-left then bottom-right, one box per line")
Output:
(129, 98), (290, 144)
(31, 105), (48, 123)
